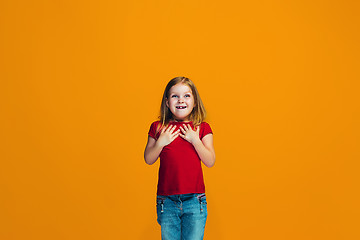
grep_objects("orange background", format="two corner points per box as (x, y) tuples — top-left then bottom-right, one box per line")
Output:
(1, 0), (359, 239)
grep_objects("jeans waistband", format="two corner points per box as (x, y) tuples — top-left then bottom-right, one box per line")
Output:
(157, 193), (205, 201)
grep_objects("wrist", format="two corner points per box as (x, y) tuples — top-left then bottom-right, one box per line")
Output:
(192, 138), (202, 146)
(155, 141), (165, 149)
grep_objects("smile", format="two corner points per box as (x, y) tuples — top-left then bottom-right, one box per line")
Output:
(176, 106), (187, 109)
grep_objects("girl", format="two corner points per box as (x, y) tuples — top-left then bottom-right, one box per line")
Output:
(144, 76), (215, 240)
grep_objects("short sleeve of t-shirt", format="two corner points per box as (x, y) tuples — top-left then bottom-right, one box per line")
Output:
(148, 121), (159, 140)
(200, 122), (213, 140)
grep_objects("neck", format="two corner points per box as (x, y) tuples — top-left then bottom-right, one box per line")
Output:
(172, 118), (190, 122)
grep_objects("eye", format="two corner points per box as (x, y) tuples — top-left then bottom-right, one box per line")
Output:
(185, 94), (191, 98)
(171, 95), (178, 98)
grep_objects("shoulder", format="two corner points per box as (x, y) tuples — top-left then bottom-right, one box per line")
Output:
(150, 120), (164, 132)
(199, 121), (213, 139)
(148, 121), (162, 140)
(200, 121), (212, 129)
(150, 120), (161, 126)
(201, 121), (211, 126)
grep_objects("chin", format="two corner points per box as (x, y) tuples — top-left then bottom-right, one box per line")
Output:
(175, 114), (189, 119)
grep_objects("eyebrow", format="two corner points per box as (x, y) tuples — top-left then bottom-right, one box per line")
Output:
(170, 92), (191, 95)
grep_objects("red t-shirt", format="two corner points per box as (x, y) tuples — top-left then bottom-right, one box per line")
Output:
(148, 121), (213, 196)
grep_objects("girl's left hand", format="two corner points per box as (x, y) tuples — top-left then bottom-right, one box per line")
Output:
(179, 124), (200, 145)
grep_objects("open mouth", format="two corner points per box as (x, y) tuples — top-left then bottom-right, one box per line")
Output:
(176, 106), (187, 109)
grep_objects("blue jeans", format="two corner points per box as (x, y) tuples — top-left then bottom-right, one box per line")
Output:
(156, 193), (208, 240)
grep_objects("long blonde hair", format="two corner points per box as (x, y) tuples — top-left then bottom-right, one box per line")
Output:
(156, 76), (207, 133)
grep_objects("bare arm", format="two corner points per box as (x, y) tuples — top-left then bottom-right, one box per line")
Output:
(192, 133), (216, 168)
(144, 125), (180, 165)
(179, 124), (216, 168)
(144, 136), (163, 165)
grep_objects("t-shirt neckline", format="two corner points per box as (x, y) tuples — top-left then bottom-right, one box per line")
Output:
(169, 120), (192, 124)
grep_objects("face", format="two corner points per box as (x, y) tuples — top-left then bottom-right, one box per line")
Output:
(166, 83), (196, 122)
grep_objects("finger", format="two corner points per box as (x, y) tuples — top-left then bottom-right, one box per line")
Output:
(161, 125), (166, 133)
(188, 124), (193, 131)
(182, 124), (188, 131)
(172, 132), (180, 140)
(169, 125), (177, 133)
(179, 126), (185, 133)
(172, 129), (180, 135)
(196, 126), (200, 132)
(166, 125), (172, 132)
(163, 125), (168, 132)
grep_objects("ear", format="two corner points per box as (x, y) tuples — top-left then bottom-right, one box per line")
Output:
(165, 98), (169, 108)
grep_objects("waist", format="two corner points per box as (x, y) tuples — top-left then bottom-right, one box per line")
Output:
(157, 193), (205, 202)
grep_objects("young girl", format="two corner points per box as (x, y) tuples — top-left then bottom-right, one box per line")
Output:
(144, 76), (215, 240)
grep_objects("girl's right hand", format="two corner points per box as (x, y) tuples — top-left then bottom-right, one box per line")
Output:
(156, 125), (180, 147)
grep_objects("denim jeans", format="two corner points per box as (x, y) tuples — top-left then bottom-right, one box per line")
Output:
(156, 193), (208, 240)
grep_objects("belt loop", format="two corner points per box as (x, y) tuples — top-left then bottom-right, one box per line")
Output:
(197, 194), (205, 213)
(179, 196), (183, 209)
(161, 200), (164, 213)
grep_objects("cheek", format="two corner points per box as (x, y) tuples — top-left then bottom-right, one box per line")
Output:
(169, 100), (177, 106)
(189, 98), (195, 105)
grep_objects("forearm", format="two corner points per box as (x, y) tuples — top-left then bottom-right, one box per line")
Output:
(144, 142), (163, 165)
(192, 139), (215, 168)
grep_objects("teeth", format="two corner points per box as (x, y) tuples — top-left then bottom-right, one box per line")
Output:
(177, 106), (186, 109)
